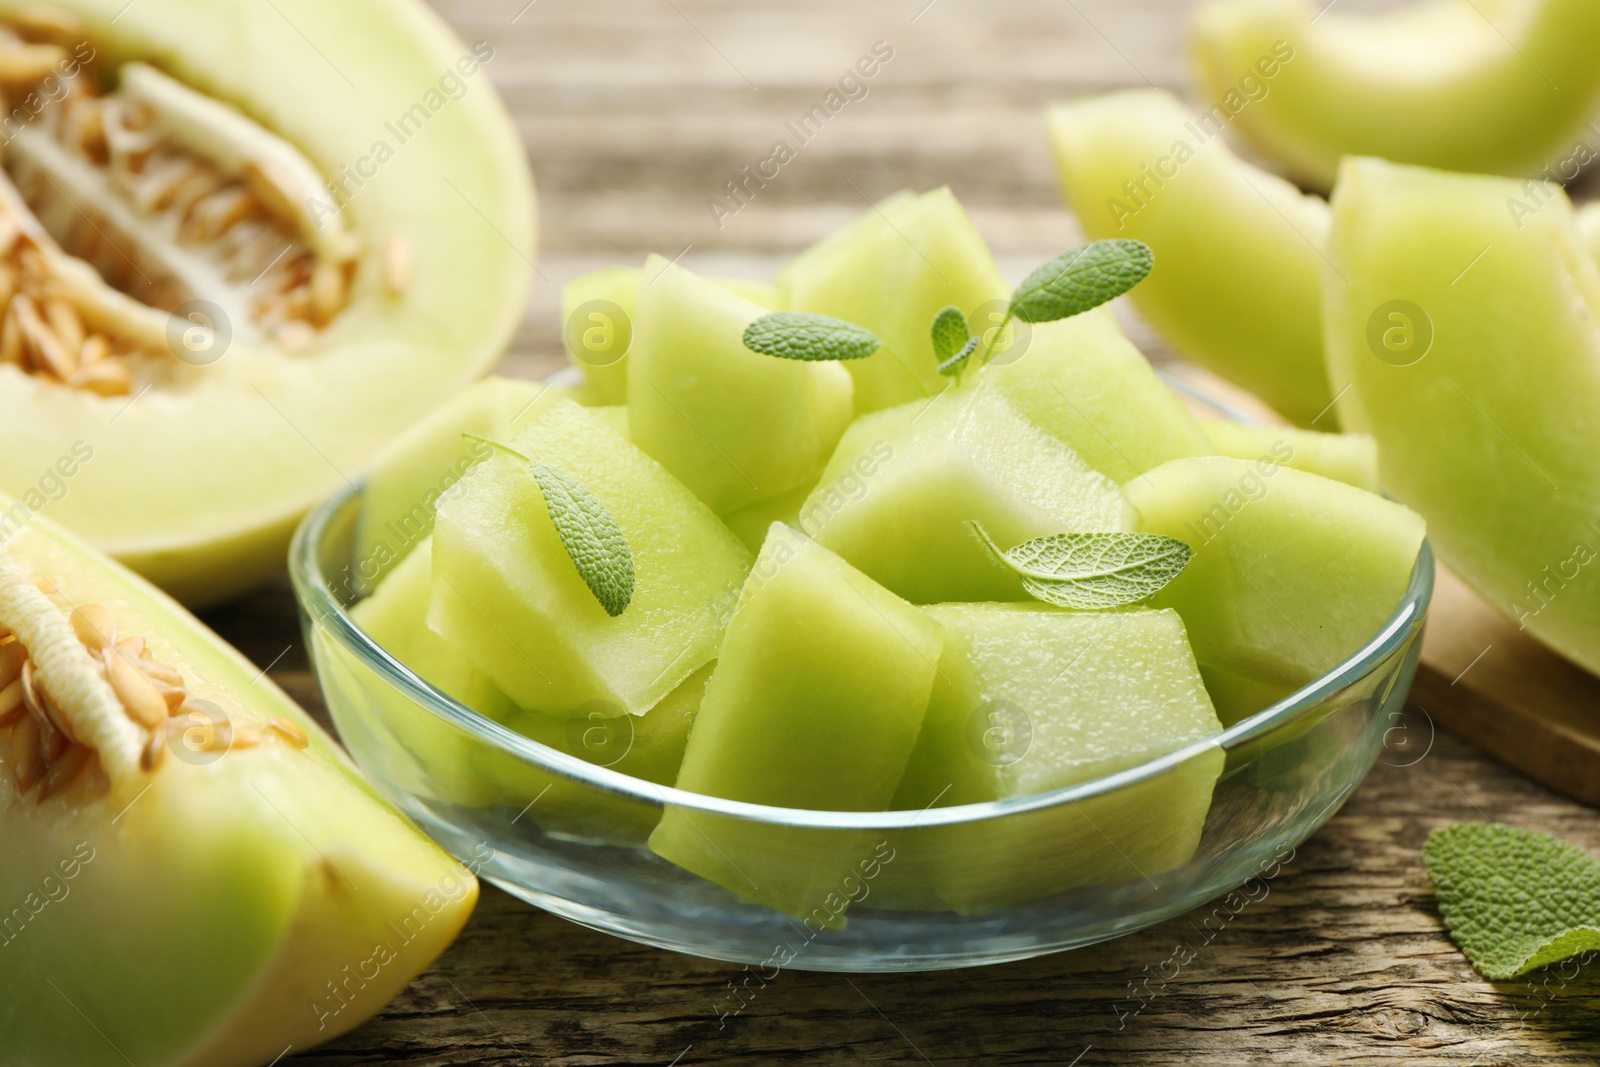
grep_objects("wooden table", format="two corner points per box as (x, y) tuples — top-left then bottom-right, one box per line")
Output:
(211, 0), (1600, 1061)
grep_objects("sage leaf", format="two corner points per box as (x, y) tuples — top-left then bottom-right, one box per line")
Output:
(970, 521), (1191, 610)
(1009, 239), (1153, 325)
(937, 335), (980, 377)
(930, 305), (970, 363)
(742, 311), (882, 361)
(465, 435), (635, 617)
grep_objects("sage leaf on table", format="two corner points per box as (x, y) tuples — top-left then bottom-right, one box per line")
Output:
(1424, 823), (1600, 980)
(970, 521), (1191, 610)
(742, 311), (882, 362)
(465, 434), (635, 617)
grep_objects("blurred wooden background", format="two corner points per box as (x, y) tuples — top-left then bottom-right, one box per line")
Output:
(200, 0), (1600, 1063)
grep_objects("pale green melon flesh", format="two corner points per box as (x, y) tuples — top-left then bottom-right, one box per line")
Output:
(347, 539), (704, 836)
(805, 387), (1131, 603)
(429, 399), (752, 715)
(971, 307), (1209, 482)
(562, 265), (779, 405)
(892, 604), (1224, 913)
(0, 0), (536, 607)
(628, 256), (855, 513)
(776, 188), (1011, 412)
(650, 525), (942, 920)
(1125, 456), (1424, 723)
(355, 377), (571, 588)
(1325, 157), (1600, 674)
(720, 481), (809, 553)
(1192, 0), (1600, 188)
(0, 501), (473, 1067)
(1046, 89), (1334, 426)
(1200, 419), (1379, 492)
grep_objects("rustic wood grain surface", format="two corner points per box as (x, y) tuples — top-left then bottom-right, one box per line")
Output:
(198, 0), (1600, 1062)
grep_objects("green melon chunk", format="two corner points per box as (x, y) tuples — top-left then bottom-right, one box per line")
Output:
(355, 376), (571, 586)
(804, 387), (1130, 603)
(590, 404), (630, 439)
(344, 537), (707, 839)
(628, 256), (855, 513)
(1326, 157), (1600, 674)
(650, 524), (942, 921)
(1200, 419), (1379, 492)
(777, 187), (1011, 412)
(1125, 456), (1424, 723)
(720, 482), (810, 553)
(1046, 89), (1334, 426)
(971, 307), (1209, 483)
(892, 604), (1224, 913)
(429, 399), (752, 715)
(563, 265), (779, 404)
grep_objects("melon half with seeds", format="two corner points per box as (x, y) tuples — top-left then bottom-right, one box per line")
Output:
(0, 0), (535, 606)
(0, 494), (475, 1066)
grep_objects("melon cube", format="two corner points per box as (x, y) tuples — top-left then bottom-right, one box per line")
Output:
(973, 308), (1209, 483)
(719, 481), (810, 553)
(1125, 457), (1425, 723)
(803, 387), (1130, 603)
(429, 399), (752, 715)
(1199, 420), (1379, 493)
(777, 188), (1011, 412)
(563, 265), (780, 405)
(355, 376), (569, 585)
(628, 256), (854, 513)
(891, 604), (1224, 912)
(650, 524), (942, 920)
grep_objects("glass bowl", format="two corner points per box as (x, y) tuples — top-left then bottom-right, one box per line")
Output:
(289, 447), (1432, 974)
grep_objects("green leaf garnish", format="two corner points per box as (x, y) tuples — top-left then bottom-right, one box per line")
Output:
(742, 311), (882, 362)
(1009, 239), (1153, 325)
(930, 305), (970, 363)
(970, 521), (1191, 610)
(937, 336), (980, 377)
(1424, 823), (1600, 980)
(465, 435), (634, 617)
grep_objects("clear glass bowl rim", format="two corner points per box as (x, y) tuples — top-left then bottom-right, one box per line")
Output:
(289, 463), (1434, 833)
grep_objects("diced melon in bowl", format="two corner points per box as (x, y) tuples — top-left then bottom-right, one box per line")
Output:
(628, 256), (854, 513)
(345, 535), (708, 840)
(777, 188), (1011, 412)
(972, 308), (1209, 483)
(562, 265), (779, 404)
(720, 482), (811, 553)
(1199, 420), (1380, 492)
(806, 387), (1130, 603)
(650, 524), (942, 921)
(428, 399), (752, 715)
(1125, 457), (1425, 723)
(355, 376), (571, 586)
(891, 604), (1225, 913)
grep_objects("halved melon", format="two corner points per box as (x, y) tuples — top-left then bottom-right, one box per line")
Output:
(1325, 157), (1600, 675)
(0, 0), (535, 606)
(1046, 89), (1334, 425)
(1192, 0), (1600, 187)
(0, 495), (473, 1066)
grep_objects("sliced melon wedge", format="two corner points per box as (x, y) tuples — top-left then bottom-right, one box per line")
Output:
(0, 496), (473, 1066)
(1325, 157), (1600, 674)
(1192, 0), (1600, 187)
(1126, 456), (1424, 722)
(1046, 89), (1334, 425)
(0, 0), (534, 605)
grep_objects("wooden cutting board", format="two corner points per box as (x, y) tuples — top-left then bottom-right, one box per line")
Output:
(1164, 363), (1600, 806)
